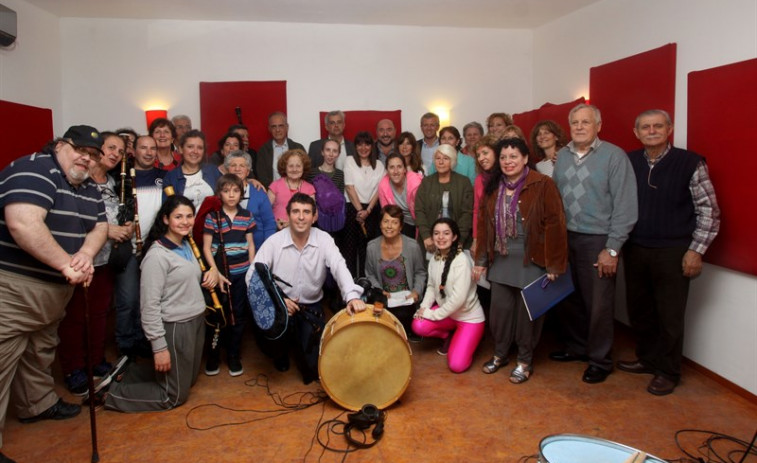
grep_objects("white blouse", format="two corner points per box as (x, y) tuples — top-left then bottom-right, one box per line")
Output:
(344, 156), (386, 203)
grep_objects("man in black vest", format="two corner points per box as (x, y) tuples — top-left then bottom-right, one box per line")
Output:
(618, 109), (720, 395)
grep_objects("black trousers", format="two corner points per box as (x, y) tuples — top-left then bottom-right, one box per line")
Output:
(623, 243), (690, 382)
(555, 232), (616, 370)
(343, 203), (381, 278)
(256, 302), (325, 384)
(206, 272), (249, 359)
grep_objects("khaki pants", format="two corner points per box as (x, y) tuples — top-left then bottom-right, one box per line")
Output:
(0, 269), (74, 448)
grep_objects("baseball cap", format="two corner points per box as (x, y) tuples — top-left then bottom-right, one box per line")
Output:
(63, 125), (104, 152)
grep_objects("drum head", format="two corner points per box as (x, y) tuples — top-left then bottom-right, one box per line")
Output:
(539, 434), (667, 463)
(319, 313), (411, 411)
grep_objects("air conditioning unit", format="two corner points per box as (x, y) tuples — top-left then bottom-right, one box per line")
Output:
(0, 4), (17, 47)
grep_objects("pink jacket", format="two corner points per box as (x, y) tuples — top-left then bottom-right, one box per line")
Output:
(378, 171), (423, 219)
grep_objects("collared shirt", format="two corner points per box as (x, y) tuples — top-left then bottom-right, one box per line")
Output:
(249, 226), (363, 304)
(272, 140), (289, 181)
(644, 144), (720, 254)
(0, 151), (106, 283)
(420, 138), (439, 173)
(335, 138), (348, 170)
(566, 137), (602, 162)
(376, 143), (396, 165)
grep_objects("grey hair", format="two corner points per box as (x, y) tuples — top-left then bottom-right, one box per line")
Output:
(421, 112), (440, 123)
(462, 121), (484, 137)
(223, 150), (252, 170)
(324, 110), (345, 126)
(435, 143), (458, 170)
(171, 114), (191, 124)
(268, 111), (288, 124)
(568, 104), (602, 125)
(635, 109), (672, 128)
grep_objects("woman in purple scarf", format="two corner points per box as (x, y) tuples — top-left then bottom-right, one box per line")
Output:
(473, 138), (568, 384)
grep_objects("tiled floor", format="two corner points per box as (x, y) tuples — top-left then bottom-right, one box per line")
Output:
(3, 324), (755, 462)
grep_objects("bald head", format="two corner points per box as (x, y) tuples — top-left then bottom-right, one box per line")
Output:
(376, 119), (396, 147)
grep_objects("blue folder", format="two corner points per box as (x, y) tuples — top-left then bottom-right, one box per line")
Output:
(520, 267), (574, 321)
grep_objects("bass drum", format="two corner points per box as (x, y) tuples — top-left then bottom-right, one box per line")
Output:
(319, 307), (412, 411)
(539, 434), (667, 463)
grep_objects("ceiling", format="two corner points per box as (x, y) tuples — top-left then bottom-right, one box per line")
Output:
(22, 0), (601, 29)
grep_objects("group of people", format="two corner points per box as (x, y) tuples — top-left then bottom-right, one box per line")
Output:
(0, 104), (720, 463)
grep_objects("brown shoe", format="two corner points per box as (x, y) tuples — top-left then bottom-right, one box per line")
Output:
(617, 359), (654, 375)
(647, 375), (677, 396)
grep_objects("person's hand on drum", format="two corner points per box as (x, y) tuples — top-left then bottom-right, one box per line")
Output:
(284, 297), (300, 316)
(346, 298), (366, 315)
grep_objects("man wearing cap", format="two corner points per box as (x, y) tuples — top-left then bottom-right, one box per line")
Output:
(0, 125), (108, 463)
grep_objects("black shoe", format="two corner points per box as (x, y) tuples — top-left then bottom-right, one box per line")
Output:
(205, 352), (220, 376)
(64, 369), (88, 396)
(18, 398), (81, 424)
(549, 350), (589, 362)
(81, 388), (108, 411)
(582, 365), (612, 384)
(274, 356), (290, 372)
(437, 336), (452, 356)
(0, 451), (17, 463)
(92, 360), (113, 379)
(228, 357), (243, 377)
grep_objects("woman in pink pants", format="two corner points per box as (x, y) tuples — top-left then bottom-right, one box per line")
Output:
(412, 218), (485, 373)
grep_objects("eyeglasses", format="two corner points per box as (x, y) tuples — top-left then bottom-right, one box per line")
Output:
(67, 142), (102, 160)
(646, 168), (657, 189)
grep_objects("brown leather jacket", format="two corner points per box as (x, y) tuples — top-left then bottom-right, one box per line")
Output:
(474, 169), (568, 274)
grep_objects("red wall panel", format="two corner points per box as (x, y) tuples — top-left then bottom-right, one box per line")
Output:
(0, 100), (54, 170)
(199, 81), (287, 154)
(512, 97), (585, 149)
(319, 110), (402, 142)
(589, 43), (676, 152)
(688, 58), (757, 275)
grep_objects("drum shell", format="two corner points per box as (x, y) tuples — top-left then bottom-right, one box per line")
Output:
(539, 434), (667, 463)
(319, 307), (412, 411)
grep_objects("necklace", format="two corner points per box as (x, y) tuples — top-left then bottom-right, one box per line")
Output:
(286, 178), (301, 191)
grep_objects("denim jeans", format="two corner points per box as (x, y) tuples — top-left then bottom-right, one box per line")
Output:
(113, 255), (146, 351)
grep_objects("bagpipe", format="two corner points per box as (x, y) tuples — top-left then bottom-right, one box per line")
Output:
(247, 262), (290, 340)
(108, 154), (136, 270)
(164, 186), (228, 350)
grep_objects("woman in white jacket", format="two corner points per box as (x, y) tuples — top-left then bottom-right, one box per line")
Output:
(412, 218), (485, 373)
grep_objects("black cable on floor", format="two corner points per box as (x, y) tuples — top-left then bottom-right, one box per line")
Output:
(674, 429), (757, 463)
(184, 373), (327, 431)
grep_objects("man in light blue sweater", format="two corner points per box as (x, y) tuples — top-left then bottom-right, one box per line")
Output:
(551, 104), (638, 384)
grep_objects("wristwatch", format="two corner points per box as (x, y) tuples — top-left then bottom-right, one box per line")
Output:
(606, 248), (618, 258)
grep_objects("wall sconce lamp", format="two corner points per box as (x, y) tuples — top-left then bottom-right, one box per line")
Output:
(145, 109), (168, 131)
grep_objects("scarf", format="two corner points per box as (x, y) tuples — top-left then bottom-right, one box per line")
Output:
(494, 167), (529, 255)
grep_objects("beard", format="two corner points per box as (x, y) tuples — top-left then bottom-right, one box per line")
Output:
(67, 166), (90, 184)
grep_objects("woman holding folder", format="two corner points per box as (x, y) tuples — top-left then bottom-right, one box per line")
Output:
(473, 138), (567, 384)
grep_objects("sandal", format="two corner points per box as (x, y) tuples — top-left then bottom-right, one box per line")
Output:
(509, 363), (532, 384)
(482, 356), (507, 374)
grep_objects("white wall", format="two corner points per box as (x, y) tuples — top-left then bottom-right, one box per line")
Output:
(534, 0), (757, 394)
(0, 0), (61, 121)
(58, 18), (533, 143)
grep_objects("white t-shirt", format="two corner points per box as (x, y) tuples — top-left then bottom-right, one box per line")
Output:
(344, 157), (386, 203)
(184, 170), (214, 209)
